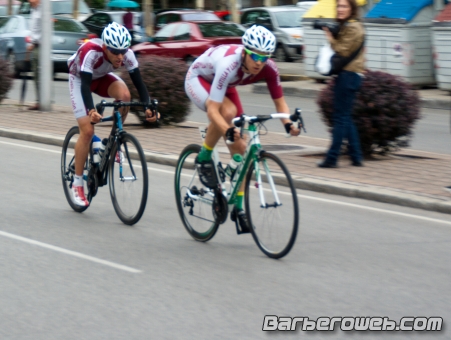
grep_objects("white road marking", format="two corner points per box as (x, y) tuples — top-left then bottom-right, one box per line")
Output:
(3, 139), (451, 226)
(0, 230), (142, 273)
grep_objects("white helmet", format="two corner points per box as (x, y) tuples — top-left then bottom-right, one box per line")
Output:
(102, 22), (131, 49)
(242, 25), (276, 54)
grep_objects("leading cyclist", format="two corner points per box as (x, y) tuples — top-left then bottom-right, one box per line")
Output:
(185, 25), (300, 232)
(67, 22), (158, 207)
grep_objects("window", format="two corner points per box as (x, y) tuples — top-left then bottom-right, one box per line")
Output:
(173, 23), (191, 41)
(1, 17), (19, 33)
(154, 23), (176, 42)
(273, 10), (302, 28)
(241, 11), (261, 26)
(54, 19), (87, 33)
(198, 23), (244, 37)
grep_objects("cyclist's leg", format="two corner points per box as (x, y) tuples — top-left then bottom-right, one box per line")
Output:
(92, 73), (131, 121)
(106, 76), (131, 120)
(69, 74), (92, 206)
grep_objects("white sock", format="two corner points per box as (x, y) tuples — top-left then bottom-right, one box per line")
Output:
(74, 175), (83, 187)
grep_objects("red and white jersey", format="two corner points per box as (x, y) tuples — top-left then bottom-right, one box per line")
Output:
(68, 38), (138, 79)
(187, 44), (283, 104)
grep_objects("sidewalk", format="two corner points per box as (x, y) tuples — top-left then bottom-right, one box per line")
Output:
(0, 99), (450, 214)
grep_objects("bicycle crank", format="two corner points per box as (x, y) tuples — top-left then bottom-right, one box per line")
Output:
(212, 189), (228, 224)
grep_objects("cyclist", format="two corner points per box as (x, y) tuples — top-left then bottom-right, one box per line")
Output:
(184, 25), (300, 232)
(67, 22), (158, 207)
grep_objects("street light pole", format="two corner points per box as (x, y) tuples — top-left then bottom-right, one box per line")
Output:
(40, 0), (53, 111)
(73, 0), (78, 20)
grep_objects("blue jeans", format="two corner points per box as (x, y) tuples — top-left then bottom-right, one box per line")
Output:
(325, 71), (363, 164)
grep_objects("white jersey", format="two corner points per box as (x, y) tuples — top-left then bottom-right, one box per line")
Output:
(187, 44), (282, 104)
(67, 38), (138, 79)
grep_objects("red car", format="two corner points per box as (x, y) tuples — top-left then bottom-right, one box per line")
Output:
(132, 21), (245, 64)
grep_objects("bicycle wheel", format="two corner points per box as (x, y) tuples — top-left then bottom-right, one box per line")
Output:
(61, 126), (91, 213)
(174, 144), (220, 242)
(245, 152), (299, 259)
(109, 132), (148, 225)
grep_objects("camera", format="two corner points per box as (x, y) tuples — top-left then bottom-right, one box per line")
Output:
(312, 20), (341, 38)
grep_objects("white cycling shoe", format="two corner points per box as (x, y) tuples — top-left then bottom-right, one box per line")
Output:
(72, 185), (89, 207)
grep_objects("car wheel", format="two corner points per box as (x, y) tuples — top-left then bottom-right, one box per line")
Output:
(7, 52), (19, 78)
(275, 45), (290, 62)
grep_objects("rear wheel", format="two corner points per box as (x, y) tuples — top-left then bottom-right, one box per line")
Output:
(109, 132), (148, 225)
(174, 144), (220, 242)
(275, 45), (290, 62)
(245, 152), (299, 258)
(61, 126), (91, 213)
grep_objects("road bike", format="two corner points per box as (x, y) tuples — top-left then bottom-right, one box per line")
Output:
(174, 109), (305, 258)
(61, 100), (157, 225)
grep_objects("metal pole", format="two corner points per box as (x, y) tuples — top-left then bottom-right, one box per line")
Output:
(40, 0), (53, 111)
(7, 0), (12, 15)
(230, 0), (239, 23)
(144, 0), (153, 37)
(196, 0), (204, 10)
(73, 0), (79, 20)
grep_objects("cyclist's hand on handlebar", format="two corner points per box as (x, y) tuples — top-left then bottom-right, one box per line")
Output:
(89, 109), (102, 124)
(145, 109), (160, 122)
(285, 122), (300, 137)
(225, 126), (241, 144)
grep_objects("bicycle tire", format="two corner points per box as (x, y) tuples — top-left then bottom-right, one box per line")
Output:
(61, 126), (91, 213)
(109, 132), (148, 225)
(174, 144), (220, 242)
(245, 152), (299, 259)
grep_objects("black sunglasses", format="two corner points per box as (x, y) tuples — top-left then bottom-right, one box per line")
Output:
(107, 46), (128, 55)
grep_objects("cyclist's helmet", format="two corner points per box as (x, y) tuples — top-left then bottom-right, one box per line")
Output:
(101, 22), (131, 49)
(242, 25), (276, 54)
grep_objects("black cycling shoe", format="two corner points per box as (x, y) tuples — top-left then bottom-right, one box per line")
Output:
(195, 156), (218, 189)
(231, 207), (250, 234)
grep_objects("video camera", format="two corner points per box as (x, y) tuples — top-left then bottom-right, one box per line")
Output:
(312, 20), (341, 38)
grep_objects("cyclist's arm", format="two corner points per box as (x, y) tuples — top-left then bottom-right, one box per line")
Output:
(128, 68), (150, 104)
(80, 71), (95, 114)
(273, 97), (300, 136)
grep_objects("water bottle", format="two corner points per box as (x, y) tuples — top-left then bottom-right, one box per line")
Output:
(225, 154), (243, 181)
(92, 135), (102, 164)
(99, 138), (108, 160)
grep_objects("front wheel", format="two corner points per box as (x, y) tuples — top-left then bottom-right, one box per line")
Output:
(109, 133), (148, 225)
(245, 152), (299, 259)
(174, 144), (220, 242)
(61, 126), (91, 213)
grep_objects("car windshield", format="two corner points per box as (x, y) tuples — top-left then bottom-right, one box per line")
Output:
(183, 13), (219, 21)
(273, 10), (302, 28)
(198, 23), (244, 37)
(54, 18), (87, 32)
(0, 16), (8, 27)
(52, 1), (91, 15)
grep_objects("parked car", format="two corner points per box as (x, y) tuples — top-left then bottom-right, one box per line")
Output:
(132, 21), (244, 64)
(82, 11), (146, 45)
(18, 0), (93, 22)
(241, 6), (304, 62)
(0, 15), (97, 76)
(154, 10), (221, 32)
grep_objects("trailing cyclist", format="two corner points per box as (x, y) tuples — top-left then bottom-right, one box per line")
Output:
(67, 22), (158, 207)
(184, 25), (301, 232)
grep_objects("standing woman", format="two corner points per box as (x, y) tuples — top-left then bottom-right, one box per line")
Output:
(318, 0), (365, 168)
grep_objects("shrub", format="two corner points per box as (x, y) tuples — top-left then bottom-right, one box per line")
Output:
(0, 58), (13, 103)
(121, 55), (190, 125)
(316, 70), (421, 156)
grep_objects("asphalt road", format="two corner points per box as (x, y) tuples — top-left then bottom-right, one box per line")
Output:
(0, 137), (450, 339)
(7, 74), (451, 155)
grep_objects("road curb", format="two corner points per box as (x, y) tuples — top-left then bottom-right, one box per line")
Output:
(254, 83), (451, 110)
(1, 127), (450, 215)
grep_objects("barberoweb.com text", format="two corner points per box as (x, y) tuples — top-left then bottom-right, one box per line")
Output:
(262, 316), (443, 332)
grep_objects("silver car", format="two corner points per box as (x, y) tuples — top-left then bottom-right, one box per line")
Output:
(0, 15), (96, 76)
(241, 6), (304, 62)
